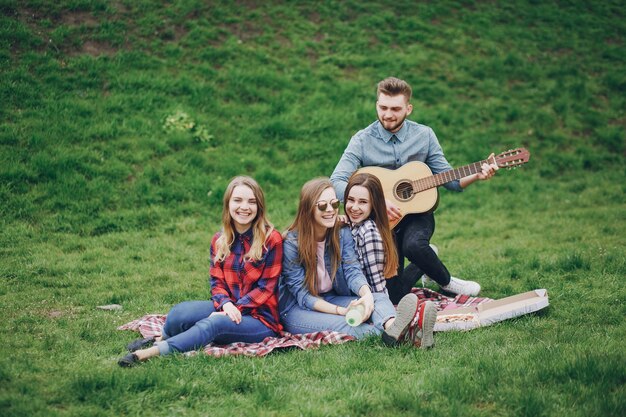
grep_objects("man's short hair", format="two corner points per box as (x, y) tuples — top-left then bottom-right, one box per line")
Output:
(376, 77), (412, 102)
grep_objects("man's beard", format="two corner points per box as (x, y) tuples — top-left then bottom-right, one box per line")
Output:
(378, 115), (406, 133)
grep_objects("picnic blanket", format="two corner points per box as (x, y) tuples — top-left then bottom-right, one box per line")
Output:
(118, 288), (491, 357)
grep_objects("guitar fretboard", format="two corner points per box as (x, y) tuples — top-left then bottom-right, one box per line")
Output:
(413, 159), (489, 193)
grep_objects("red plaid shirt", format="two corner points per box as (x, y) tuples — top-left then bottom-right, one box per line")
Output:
(210, 228), (283, 333)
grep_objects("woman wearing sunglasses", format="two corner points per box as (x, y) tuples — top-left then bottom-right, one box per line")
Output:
(278, 177), (419, 343)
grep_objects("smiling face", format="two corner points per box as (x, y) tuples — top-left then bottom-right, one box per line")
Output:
(229, 185), (258, 233)
(345, 185), (372, 224)
(376, 93), (413, 133)
(313, 187), (339, 240)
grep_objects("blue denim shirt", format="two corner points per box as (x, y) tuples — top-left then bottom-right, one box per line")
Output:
(330, 120), (463, 201)
(279, 227), (369, 314)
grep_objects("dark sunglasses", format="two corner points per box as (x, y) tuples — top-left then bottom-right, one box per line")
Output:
(316, 199), (340, 211)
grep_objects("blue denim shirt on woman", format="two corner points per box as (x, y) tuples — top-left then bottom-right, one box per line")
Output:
(330, 119), (463, 202)
(279, 227), (370, 315)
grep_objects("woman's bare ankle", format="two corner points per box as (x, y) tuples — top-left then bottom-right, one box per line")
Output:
(135, 345), (160, 361)
(384, 317), (395, 330)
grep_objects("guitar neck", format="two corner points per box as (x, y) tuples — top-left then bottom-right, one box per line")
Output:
(414, 159), (489, 192)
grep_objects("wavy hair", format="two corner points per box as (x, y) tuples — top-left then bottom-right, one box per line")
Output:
(214, 176), (274, 262)
(376, 76), (412, 102)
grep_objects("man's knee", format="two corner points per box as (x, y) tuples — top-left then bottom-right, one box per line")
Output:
(403, 238), (431, 256)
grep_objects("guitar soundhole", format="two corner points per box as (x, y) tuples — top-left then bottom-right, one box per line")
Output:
(394, 181), (414, 201)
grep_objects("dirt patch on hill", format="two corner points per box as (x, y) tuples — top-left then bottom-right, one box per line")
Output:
(59, 9), (99, 27)
(78, 40), (118, 57)
(11, 6), (125, 56)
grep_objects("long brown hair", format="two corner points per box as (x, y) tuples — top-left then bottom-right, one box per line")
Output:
(214, 176), (274, 262)
(344, 173), (399, 278)
(286, 177), (341, 296)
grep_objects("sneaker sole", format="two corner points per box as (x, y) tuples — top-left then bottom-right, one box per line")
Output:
(382, 294), (418, 346)
(418, 301), (437, 349)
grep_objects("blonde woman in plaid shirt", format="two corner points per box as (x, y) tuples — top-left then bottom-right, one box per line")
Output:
(118, 176), (283, 366)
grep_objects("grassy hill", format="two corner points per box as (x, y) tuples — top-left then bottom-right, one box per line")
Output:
(1, 1), (624, 416)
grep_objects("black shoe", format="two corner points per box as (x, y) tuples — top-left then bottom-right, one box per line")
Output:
(118, 353), (140, 367)
(126, 337), (155, 352)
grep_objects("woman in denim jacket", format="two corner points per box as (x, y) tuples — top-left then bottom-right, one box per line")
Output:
(279, 177), (418, 343)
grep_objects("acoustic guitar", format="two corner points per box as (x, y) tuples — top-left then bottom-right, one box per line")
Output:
(357, 148), (530, 228)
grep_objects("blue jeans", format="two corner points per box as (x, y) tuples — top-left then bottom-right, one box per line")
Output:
(157, 301), (276, 355)
(280, 292), (396, 339)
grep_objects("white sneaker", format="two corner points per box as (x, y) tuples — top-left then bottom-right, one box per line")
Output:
(441, 277), (481, 296)
(420, 244), (439, 287)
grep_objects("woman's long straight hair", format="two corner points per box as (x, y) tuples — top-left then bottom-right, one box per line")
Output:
(344, 173), (399, 277)
(214, 176), (274, 262)
(286, 178), (341, 296)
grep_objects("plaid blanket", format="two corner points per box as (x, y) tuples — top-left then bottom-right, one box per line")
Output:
(410, 287), (491, 310)
(117, 288), (491, 357)
(117, 315), (355, 358)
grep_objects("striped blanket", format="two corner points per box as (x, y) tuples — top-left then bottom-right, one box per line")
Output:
(117, 288), (490, 357)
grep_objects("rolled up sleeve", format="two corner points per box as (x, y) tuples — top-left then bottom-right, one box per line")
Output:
(425, 128), (462, 192)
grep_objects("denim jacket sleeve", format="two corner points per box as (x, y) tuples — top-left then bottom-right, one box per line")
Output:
(281, 233), (319, 310)
(339, 227), (370, 295)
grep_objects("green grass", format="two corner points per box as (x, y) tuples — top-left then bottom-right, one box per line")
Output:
(1, 0), (625, 416)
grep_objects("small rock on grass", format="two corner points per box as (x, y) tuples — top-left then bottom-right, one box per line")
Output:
(96, 304), (123, 311)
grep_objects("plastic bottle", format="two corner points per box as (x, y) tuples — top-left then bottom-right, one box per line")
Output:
(345, 304), (366, 327)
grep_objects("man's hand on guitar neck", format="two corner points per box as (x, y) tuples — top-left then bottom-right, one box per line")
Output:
(385, 199), (402, 223)
(459, 153), (499, 188)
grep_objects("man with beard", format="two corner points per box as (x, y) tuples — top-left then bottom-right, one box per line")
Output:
(330, 77), (498, 300)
